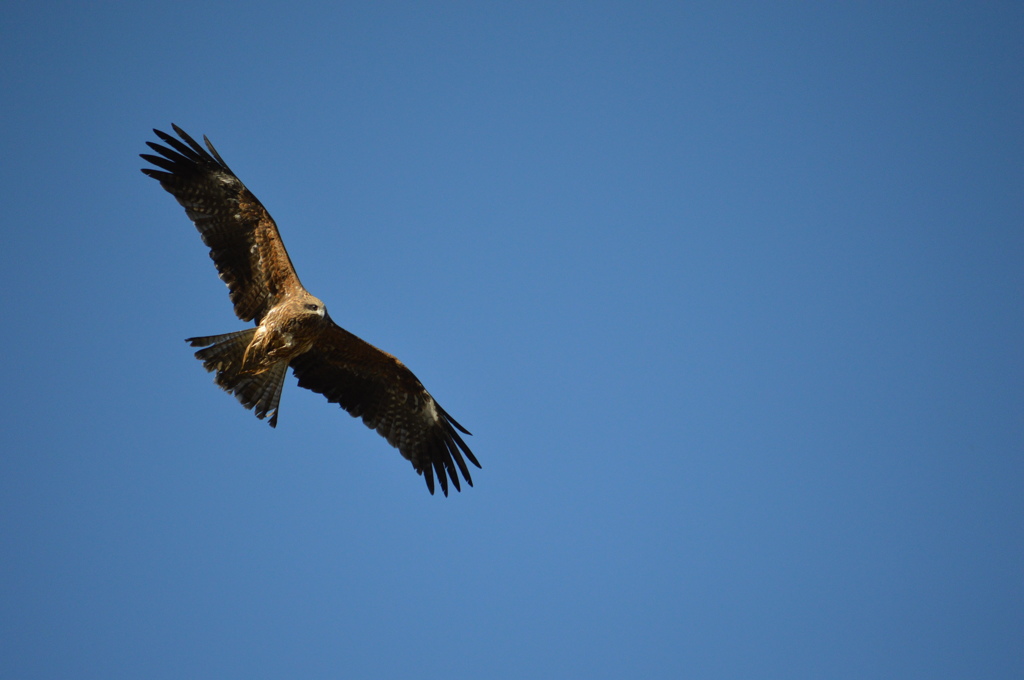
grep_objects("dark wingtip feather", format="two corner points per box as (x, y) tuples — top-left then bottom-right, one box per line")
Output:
(447, 438), (473, 484)
(144, 125), (234, 177)
(171, 123), (196, 146)
(433, 457), (450, 497)
(203, 135), (232, 170)
(153, 128), (201, 161)
(445, 455), (462, 494)
(447, 423), (481, 470)
(140, 153), (180, 172)
(422, 465), (436, 495)
(140, 168), (171, 180)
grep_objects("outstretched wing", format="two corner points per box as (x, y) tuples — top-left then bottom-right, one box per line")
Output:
(141, 124), (303, 323)
(289, 317), (480, 496)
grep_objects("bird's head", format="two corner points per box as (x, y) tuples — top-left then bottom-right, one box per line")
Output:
(301, 295), (327, 319)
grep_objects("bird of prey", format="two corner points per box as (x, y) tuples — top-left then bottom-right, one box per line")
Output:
(141, 125), (479, 495)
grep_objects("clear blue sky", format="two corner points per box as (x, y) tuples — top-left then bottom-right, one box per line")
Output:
(2, 2), (1021, 678)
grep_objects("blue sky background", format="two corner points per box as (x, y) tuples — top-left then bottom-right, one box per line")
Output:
(2, 2), (1022, 678)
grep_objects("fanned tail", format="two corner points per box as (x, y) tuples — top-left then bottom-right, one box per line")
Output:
(186, 330), (288, 427)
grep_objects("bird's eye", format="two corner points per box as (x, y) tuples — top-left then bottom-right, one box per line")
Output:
(305, 303), (319, 311)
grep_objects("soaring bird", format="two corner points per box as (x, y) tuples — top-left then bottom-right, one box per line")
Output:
(141, 125), (479, 495)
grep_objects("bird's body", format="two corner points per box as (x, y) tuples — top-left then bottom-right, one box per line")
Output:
(141, 125), (479, 495)
(239, 293), (325, 374)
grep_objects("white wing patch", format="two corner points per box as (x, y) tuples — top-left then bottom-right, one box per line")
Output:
(423, 397), (440, 425)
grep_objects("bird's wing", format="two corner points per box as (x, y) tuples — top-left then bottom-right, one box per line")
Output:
(141, 124), (303, 323)
(289, 318), (479, 496)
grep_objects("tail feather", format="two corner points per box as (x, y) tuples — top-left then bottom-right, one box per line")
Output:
(186, 329), (288, 427)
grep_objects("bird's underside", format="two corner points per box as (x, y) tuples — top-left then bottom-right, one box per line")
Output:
(141, 124), (479, 495)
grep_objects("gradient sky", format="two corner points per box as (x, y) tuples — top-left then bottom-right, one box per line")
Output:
(2, 2), (1022, 678)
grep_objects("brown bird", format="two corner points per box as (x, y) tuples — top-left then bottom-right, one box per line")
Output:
(141, 125), (479, 495)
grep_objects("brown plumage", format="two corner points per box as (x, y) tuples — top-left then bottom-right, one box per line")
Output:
(141, 124), (479, 495)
